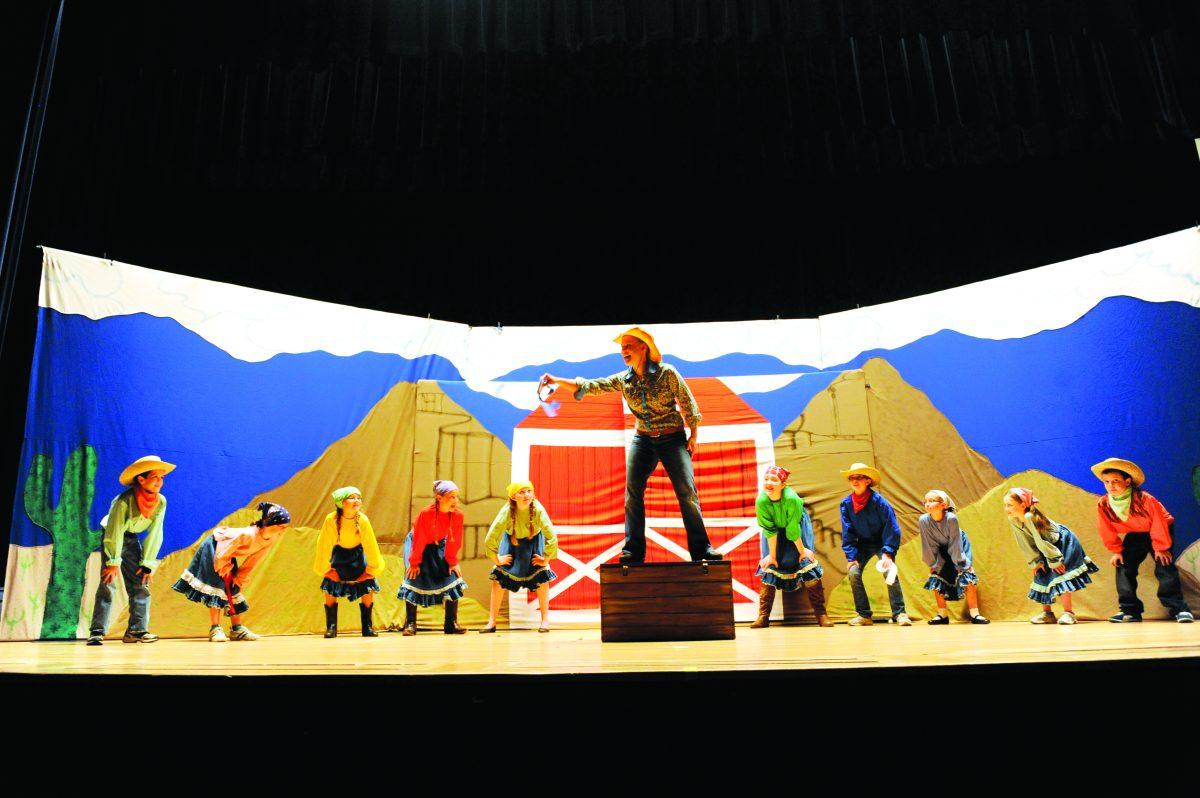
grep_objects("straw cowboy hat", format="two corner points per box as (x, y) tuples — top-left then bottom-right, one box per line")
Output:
(119, 455), (176, 486)
(1090, 457), (1145, 487)
(613, 326), (662, 363)
(839, 462), (882, 485)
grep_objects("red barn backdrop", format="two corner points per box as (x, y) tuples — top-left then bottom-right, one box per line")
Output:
(509, 377), (775, 626)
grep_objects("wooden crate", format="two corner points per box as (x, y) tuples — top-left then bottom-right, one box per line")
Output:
(599, 561), (735, 642)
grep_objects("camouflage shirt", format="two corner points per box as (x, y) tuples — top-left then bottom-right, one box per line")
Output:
(573, 361), (702, 434)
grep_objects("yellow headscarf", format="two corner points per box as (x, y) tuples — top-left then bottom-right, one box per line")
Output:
(506, 481), (534, 498)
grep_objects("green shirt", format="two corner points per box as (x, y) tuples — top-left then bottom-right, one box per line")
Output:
(756, 487), (812, 547)
(1009, 514), (1063, 568)
(574, 361), (702, 435)
(101, 489), (167, 570)
(484, 502), (558, 560)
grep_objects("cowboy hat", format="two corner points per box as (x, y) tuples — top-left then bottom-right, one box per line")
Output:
(613, 326), (662, 363)
(839, 462), (882, 485)
(1090, 457), (1145, 487)
(119, 455), (176, 486)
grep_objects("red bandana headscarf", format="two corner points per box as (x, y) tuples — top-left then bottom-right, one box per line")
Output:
(765, 465), (790, 484)
(1010, 488), (1038, 510)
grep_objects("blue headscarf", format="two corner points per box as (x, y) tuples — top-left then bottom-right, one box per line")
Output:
(256, 501), (291, 527)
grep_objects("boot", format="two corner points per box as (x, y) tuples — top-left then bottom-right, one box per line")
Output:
(750, 584), (776, 628)
(443, 600), (468, 634)
(323, 603), (338, 638)
(401, 601), (418, 636)
(360, 602), (378, 637)
(807, 582), (834, 627)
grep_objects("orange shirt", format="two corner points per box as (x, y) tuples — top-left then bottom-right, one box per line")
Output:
(1096, 490), (1174, 554)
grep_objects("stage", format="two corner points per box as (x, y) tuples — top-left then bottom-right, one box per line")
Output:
(3, 622), (1196, 679)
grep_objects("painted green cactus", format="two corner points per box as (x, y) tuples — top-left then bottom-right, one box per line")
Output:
(23, 445), (102, 639)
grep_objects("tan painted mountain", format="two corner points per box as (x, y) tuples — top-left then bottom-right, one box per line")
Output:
(239, 379), (511, 607)
(773, 358), (1004, 606)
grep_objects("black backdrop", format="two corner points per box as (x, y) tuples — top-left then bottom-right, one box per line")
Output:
(2, 0), (1199, 560)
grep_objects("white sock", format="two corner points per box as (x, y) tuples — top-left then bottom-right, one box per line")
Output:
(968, 607), (980, 617)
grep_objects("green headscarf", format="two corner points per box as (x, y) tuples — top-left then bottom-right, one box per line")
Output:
(331, 486), (362, 509)
(1107, 488), (1133, 522)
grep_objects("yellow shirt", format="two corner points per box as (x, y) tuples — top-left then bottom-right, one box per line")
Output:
(484, 502), (558, 560)
(312, 511), (385, 578)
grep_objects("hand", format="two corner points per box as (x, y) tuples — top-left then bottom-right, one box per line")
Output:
(686, 433), (698, 457)
(1053, 563), (1067, 575)
(101, 565), (119, 585)
(1033, 563), (1046, 574)
(406, 565), (421, 580)
(930, 566), (938, 574)
(1154, 550), (1174, 566)
(540, 373), (558, 387)
(758, 555), (777, 570)
(802, 548), (816, 563)
(324, 568), (340, 580)
(1110, 553), (1124, 567)
(531, 554), (548, 567)
(847, 560), (859, 571)
(497, 554), (513, 566)
(880, 553), (894, 566)
(449, 564), (463, 578)
(138, 568), (153, 586)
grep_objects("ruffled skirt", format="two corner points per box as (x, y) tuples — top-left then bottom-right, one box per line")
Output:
(398, 532), (467, 607)
(490, 532), (557, 593)
(1027, 525), (1100, 604)
(756, 534), (823, 592)
(172, 535), (250, 615)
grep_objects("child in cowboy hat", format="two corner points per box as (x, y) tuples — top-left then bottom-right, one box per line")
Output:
(1092, 457), (1193, 623)
(839, 462), (911, 626)
(86, 455), (175, 645)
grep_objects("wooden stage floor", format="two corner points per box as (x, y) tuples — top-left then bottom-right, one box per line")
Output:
(2, 621), (1197, 679)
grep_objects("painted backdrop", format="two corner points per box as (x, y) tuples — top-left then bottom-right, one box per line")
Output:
(4, 230), (1199, 638)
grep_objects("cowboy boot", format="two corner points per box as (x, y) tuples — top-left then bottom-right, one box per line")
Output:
(360, 602), (378, 637)
(401, 601), (418, 636)
(750, 584), (776, 628)
(807, 582), (834, 627)
(323, 603), (338, 638)
(443, 600), (468, 634)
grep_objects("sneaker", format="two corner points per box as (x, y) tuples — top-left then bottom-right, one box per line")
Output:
(1057, 611), (1077, 625)
(1108, 612), (1142, 623)
(122, 631), (158, 643)
(893, 613), (913, 626)
(209, 626), (228, 642)
(970, 614), (991, 624)
(1176, 611), (1194, 624)
(927, 614), (950, 625)
(86, 633), (104, 646)
(229, 625), (260, 641)
(848, 615), (873, 627)
(1030, 611), (1056, 624)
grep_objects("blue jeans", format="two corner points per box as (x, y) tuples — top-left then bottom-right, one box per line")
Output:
(624, 431), (712, 561)
(1116, 530), (1190, 616)
(846, 541), (907, 619)
(89, 533), (152, 635)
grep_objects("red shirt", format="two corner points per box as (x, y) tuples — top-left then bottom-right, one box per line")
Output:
(1096, 490), (1174, 554)
(409, 506), (463, 568)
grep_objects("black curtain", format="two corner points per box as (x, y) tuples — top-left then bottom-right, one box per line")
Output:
(2, 0), (1200, 560)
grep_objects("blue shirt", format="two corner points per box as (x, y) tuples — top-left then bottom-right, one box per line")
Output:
(840, 490), (901, 562)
